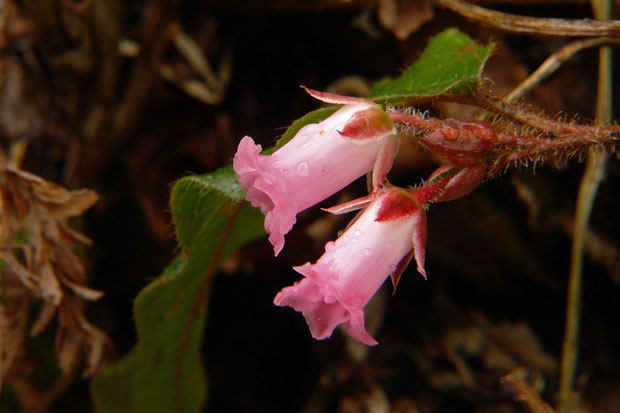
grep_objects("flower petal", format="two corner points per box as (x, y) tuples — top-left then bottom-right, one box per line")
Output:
(301, 86), (371, 105)
(233, 136), (297, 255)
(322, 193), (375, 215)
(343, 310), (378, 346)
(274, 276), (350, 340)
(410, 208), (427, 279)
(275, 188), (426, 345)
(390, 248), (414, 292)
(372, 135), (399, 192)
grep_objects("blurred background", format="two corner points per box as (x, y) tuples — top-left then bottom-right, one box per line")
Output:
(1, 0), (619, 412)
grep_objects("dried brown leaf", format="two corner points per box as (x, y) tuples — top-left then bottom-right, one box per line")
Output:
(378, 0), (434, 40)
(58, 273), (103, 301)
(0, 291), (30, 393)
(53, 242), (87, 283)
(38, 261), (63, 306)
(55, 300), (82, 374)
(473, 312), (557, 373)
(0, 304), (21, 388)
(0, 185), (21, 240)
(0, 165), (108, 390)
(55, 327), (82, 375)
(0, 250), (38, 291)
(76, 315), (109, 377)
(0, 58), (40, 141)
(5, 171), (31, 220)
(56, 300), (110, 377)
(501, 373), (556, 413)
(6, 168), (98, 219)
(5, 378), (46, 413)
(57, 220), (93, 246)
(38, 188), (98, 219)
(29, 301), (58, 337)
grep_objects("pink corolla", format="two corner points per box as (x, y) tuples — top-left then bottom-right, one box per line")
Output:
(233, 88), (398, 255)
(273, 187), (427, 346)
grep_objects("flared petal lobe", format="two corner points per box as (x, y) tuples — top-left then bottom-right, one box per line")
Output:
(233, 100), (395, 255)
(232, 136), (296, 255)
(274, 188), (427, 346)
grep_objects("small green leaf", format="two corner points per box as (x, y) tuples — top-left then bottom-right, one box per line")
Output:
(370, 28), (493, 104)
(91, 167), (264, 413)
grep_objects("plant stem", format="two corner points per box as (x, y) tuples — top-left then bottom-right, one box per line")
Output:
(558, 1), (612, 411)
(506, 37), (620, 102)
(434, 0), (620, 37)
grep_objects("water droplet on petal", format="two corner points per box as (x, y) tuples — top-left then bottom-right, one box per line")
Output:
(389, 264), (397, 273)
(363, 248), (371, 256)
(354, 230), (362, 237)
(297, 161), (310, 176)
(325, 241), (336, 252)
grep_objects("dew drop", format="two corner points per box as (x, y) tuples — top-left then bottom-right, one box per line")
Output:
(363, 248), (371, 256)
(354, 230), (362, 237)
(325, 241), (336, 252)
(297, 161), (310, 176)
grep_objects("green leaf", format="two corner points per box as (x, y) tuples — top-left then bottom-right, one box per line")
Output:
(370, 28), (493, 104)
(91, 166), (265, 413)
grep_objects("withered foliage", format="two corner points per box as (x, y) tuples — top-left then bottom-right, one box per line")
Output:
(502, 373), (557, 413)
(378, 0), (435, 40)
(0, 166), (110, 403)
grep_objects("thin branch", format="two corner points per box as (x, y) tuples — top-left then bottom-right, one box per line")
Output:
(506, 38), (620, 102)
(558, 0), (612, 411)
(434, 0), (620, 37)
(502, 374), (556, 413)
(558, 149), (606, 413)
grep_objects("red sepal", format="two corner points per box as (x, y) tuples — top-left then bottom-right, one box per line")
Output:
(375, 190), (421, 222)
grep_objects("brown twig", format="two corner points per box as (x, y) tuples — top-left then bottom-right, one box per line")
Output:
(434, 0), (620, 37)
(501, 374), (556, 413)
(506, 38), (620, 102)
(109, 1), (171, 146)
(558, 0), (612, 410)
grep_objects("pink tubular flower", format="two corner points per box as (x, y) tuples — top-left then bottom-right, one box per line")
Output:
(273, 187), (427, 346)
(233, 88), (398, 256)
